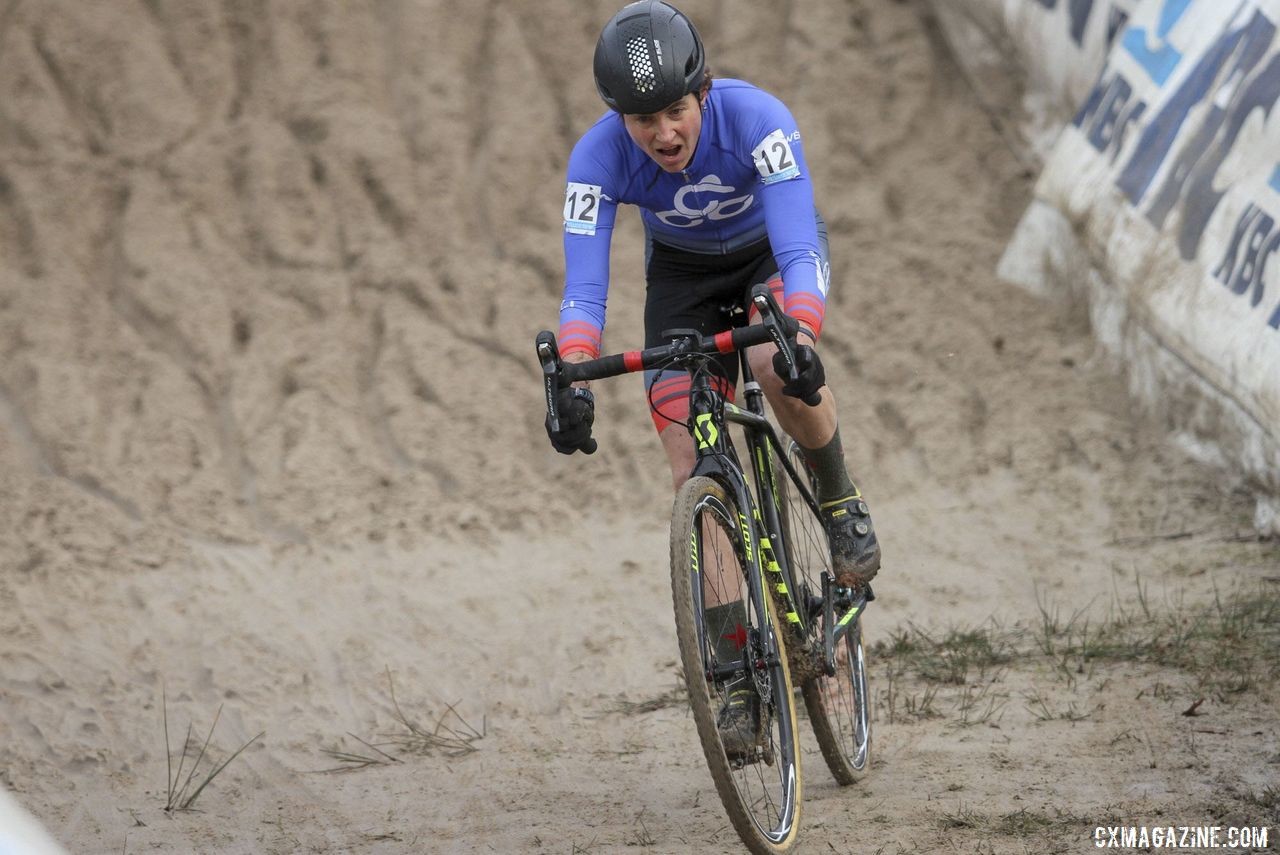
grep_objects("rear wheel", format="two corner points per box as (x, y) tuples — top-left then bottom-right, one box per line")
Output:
(670, 476), (802, 854)
(779, 441), (872, 784)
(802, 615), (872, 783)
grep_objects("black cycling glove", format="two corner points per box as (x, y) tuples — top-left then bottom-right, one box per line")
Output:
(546, 386), (597, 455)
(773, 344), (825, 406)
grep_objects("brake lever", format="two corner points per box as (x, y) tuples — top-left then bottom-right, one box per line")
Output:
(750, 283), (804, 379)
(749, 283), (822, 406)
(535, 330), (562, 432)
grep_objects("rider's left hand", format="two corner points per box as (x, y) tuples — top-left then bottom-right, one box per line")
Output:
(773, 344), (825, 405)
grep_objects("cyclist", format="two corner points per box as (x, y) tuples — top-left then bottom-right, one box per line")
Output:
(546, 0), (880, 755)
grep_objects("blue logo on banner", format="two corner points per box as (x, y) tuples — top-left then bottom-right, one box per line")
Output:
(1073, 4), (1280, 330)
(1117, 9), (1277, 246)
(1122, 0), (1192, 84)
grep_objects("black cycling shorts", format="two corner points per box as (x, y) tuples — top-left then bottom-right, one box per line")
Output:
(641, 237), (780, 432)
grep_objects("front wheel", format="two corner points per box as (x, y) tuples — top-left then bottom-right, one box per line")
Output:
(670, 476), (802, 855)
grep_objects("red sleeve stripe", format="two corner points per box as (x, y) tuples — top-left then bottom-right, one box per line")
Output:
(785, 292), (826, 314)
(560, 344), (601, 360)
(623, 351), (643, 372)
(558, 322), (601, 347)
(785, 295), (825, 339)
(559, 334), (602, 349)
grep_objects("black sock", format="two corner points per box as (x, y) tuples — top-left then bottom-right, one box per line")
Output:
(799, 424), (858, 504)
(705, 600), (749, 667)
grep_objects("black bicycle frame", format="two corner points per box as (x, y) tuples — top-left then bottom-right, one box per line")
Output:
(538, 278), (869, 677)
(687, 349), (870, 676)
(684, 361), (784, 678)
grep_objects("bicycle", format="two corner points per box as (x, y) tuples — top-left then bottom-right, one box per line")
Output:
(536, 282), (874, 855)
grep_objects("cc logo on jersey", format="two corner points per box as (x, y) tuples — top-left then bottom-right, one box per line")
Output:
(655, 174), (754, 228)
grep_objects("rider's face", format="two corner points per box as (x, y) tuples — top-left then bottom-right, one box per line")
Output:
(623, 93), (703, 173)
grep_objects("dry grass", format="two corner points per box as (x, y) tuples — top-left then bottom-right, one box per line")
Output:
(162, 688), (263, 813)
(609, 680), (687, 716)
(318, 667), (485, 773)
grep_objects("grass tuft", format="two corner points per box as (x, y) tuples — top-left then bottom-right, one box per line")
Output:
(609, 680), (687, 716)
(318, 668), (485, 772)
(162, 687), (263, 813)
(871, 580), (1277, 731)
(381, 667), (485, 757)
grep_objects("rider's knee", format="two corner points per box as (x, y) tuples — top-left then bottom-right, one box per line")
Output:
(667, 450), (695, 490)
(747, 345), (781, 394)
(661, 425), (696, 490)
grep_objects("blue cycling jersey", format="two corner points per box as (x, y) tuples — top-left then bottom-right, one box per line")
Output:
(559, 79), (829, 359)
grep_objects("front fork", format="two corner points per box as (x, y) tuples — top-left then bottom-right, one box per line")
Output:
(686, 372), (786, 687)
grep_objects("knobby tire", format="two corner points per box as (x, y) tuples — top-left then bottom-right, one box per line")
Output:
(670, 476), (802, 855)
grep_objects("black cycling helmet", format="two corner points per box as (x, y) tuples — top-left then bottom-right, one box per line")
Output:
(593, 1), (706, 115)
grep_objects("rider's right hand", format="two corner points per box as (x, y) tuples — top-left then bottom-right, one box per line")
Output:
(546, 386), (597, 455)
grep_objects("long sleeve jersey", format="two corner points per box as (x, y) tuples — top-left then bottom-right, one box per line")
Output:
(558, 78), (829, 360)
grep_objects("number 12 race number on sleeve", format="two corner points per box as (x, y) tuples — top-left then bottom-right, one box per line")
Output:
(564, 182), (602, 235)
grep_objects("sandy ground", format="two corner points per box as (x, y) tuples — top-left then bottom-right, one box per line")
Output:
(1, 0), (1277, 853)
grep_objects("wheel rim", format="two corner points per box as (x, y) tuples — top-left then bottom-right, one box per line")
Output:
(690, 493), (800, 844)
(814, 621), (871, 771)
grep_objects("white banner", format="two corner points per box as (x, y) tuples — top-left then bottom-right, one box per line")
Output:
(935, 0), (1280, 532)
(0, 788), (67, 855)
(928, 0), (1141, 157)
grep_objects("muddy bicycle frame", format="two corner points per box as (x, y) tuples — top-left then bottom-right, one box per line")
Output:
(538, 283), (870, 678)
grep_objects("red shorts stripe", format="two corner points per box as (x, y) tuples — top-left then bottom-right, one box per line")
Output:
(646, 373), (735, 432)
(649, 377), (690, 392)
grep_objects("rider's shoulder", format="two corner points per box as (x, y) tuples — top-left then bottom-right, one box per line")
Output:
(710, 78), (791, 115)
(569, 112), (635, 169)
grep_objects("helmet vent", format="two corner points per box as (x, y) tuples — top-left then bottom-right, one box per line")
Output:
(625, 35), (657, 94)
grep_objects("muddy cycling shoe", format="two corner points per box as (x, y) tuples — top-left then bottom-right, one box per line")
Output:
(820, 494), (881, 588)
(717, 687), (763, 762)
